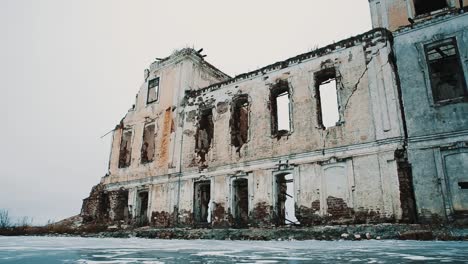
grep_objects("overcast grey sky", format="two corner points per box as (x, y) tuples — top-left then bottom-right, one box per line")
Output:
(0, 0), (372, 224)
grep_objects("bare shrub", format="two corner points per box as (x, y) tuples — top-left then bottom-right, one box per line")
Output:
(0, 209), (12, 229)
(17, 216), (33, 228)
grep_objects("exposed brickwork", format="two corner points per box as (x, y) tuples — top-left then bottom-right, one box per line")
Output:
(251, 202), (272, 227)
(108, 188), (129, 222)
(81, 184), (109, 223)
(396, 157), (417, 223)
(151, 211), (172, 227)
(177, 209), (194, 227)
(326, 196), (353, 219)
(212, 203), (230, 228)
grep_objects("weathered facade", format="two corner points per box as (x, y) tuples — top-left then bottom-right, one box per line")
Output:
(81, 1), (468, 227)
(370, 0), (468, 223)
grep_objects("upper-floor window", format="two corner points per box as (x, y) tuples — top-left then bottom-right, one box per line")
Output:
(140, 123), (155, 164)
(270, 80), (291, 136)
(414, 0), (448, 16)
(147, 77), (160, 104)
(315, 68), (340, 129)
(195, 108), (214, 163)
(118, 129), (133, 168)
(425, 38), (467, 104)
(230, 95), (249, 152)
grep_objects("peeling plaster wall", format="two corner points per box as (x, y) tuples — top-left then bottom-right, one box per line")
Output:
(394, 13), (468, 223)
(369, 0), (468, 31)
(181, 30), (404, 170)
(103, 50), (229, 185)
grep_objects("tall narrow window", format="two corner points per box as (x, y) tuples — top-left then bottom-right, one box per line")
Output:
(425, 38), (467, 104)
(118, 129), (132, 168)
(230, 95), (249, 152)
(141, 124), (155, 164)
(147, 77), (159, 104)
(270, 80), (291, 136)
(414, 0), (448, 15)
(195, 108), (214, 163)
(315, 69), (340, 129)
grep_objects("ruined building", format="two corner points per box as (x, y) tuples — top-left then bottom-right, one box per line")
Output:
(81, 0), (468, 227)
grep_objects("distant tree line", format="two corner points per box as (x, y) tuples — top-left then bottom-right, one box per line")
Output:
(0, 209), (33, 229)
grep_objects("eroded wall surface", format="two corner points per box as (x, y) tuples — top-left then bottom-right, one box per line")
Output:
(369, 0), (468, 31)
(393, 13), (468, 223)
(80, 29), (414, 228)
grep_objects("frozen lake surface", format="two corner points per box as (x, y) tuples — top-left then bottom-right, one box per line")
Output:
(0, 236), (468, 263)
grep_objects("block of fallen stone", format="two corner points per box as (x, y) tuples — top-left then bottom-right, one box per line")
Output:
(341, 233), (349, 239)
(366, 233), (372, 240)
(354, 234), (361, 240)
(107, 225), (118, 231)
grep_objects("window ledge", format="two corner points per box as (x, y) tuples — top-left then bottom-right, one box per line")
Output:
(414, 7), (454, 20)
(434, 97), (468, 107)
(146, 100), (159, 106)
(271, 130), (293, 139)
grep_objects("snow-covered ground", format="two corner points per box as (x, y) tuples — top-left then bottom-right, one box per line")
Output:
(0, 236), (467, 263)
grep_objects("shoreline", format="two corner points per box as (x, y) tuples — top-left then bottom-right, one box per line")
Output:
(1, 224), (468, 241)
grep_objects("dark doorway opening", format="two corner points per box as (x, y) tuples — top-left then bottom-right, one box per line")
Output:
(233, 178), (249, 226)
(275, 173), (298, 225)
(137, 191), (149, 226)
(194, 181), (211, 223)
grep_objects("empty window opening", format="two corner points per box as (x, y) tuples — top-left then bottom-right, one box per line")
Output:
(147, 77), (160, 104)
(315, 69), (340, 129)
(270, 80), (291, 135)
(141, 124), (155, 164)
(136, 191), (149, 225)
(195, 109), (214, 163)
(277, 92), (291, 131)
(194, 181), (211, 223)
(459, 182), (468, 189)
(230, 95), (249, 152)
(233, 178), (249, 226)
(118, 129), (132, 168)
(425, 38), (467, 103)
(414, 0), (448, 15)
(276, 173), (299, 225)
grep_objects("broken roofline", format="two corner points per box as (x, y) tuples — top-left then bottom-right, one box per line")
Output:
(186, 28), (392, 98)
(395, 8), (467, 34)
(149, 48), (231, 80)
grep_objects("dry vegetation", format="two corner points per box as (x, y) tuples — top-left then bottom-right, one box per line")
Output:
(0, 209), (107, 236)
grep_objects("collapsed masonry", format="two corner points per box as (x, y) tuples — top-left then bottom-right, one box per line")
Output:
(82, 0), (468, 227)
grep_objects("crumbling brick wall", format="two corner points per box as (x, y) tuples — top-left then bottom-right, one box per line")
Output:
(81, 184), (108, 223)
